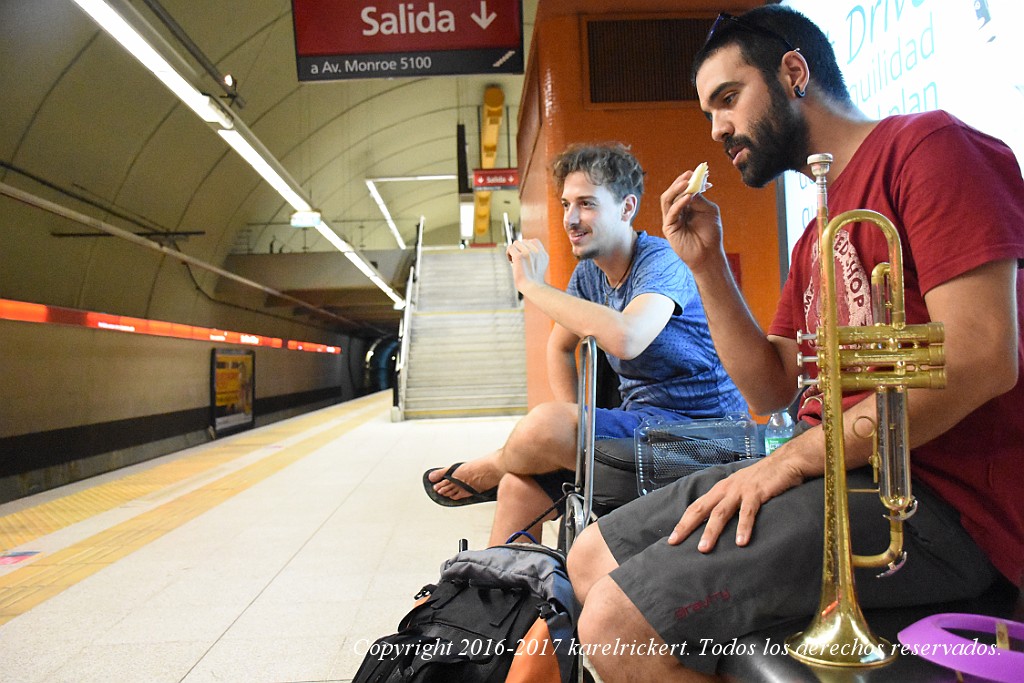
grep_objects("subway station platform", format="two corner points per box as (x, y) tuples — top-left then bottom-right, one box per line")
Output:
(0, 392), (517, 682)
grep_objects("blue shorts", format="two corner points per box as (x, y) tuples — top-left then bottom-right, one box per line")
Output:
(535, 405), (694, 503)
(593, 405), (694, 440)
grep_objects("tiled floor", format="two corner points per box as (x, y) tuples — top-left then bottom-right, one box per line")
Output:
(0, 392), (521, 682)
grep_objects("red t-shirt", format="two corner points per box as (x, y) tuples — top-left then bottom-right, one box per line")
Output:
(768, 111), (1024, 585)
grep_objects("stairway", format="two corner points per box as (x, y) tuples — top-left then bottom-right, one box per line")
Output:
(399, 246), (528, 420)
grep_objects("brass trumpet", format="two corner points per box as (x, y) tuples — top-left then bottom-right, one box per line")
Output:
(786, 153), (946, 667)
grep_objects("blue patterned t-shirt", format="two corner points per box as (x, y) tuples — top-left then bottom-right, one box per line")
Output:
(567, 231), (747, 417)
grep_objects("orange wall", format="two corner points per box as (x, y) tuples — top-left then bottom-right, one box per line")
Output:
(518, 1), (778, 407)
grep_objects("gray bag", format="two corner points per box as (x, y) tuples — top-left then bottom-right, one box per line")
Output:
(591, 414), (764, 514)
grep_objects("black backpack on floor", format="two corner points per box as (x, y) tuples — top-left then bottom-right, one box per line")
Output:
(352, 542), (578, 683)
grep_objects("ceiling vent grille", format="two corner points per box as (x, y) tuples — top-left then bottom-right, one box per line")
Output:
(586, 17), (715, 105)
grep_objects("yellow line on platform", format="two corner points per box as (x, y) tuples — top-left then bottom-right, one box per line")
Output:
(0, 393), (389, 625)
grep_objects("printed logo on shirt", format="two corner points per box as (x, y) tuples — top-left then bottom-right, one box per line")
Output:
(803, 229), (873, 333)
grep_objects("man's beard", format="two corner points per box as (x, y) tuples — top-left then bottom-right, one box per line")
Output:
(729, 80), (809, 188)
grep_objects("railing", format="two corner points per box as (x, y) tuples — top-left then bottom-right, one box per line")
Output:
(414, 215), (424, 304)
(502, 211), (515, 247)
(563, 335), (597, 553)
(503, 212), (523, 308)
(393, 217), (425, 420)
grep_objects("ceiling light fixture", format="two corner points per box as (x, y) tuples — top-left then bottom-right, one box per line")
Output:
(363, 175), (457, 250)
(345, 252), (404, 306)
(70, 0), (233, 129)
(68, 0), (404, 308)
(459, 199), (475, 242)
(289, 210), (322, 228)
(218, 130), (310, 212)
(370, 174), (458, 183)
(364, 180), (406, 249)
(314, 222), (354, 253)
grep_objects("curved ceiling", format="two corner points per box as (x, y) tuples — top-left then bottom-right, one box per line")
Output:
(1, 0), (535, 334)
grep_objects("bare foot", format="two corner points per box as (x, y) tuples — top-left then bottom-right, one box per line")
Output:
(428, 458), (502, 502)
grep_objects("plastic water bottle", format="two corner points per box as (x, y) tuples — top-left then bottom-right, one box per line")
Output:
(764, 411), (795, 454)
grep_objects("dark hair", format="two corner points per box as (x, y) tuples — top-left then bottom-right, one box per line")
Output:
(552, 142), (645, 211)
(692, 6), (853, 107)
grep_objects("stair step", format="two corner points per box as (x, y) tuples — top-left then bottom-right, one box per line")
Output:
(398, 246), (527, 419)
(405, 395), (528, 408)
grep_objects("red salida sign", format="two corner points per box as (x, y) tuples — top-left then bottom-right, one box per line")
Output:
(472, 168), (519, 191)
(291, 0), (524, 80)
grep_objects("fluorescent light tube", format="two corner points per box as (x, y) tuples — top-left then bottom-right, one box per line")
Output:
(71, 0), (406, 309)
(315, 222), (354, 253)
(71, 0), (232, 128)
(342, 252), (402, 303)
(369, 174), (457, 182)
(217, 130), (311, 212)
(365, 180), (407, 249)
(460, 200), (475, 240)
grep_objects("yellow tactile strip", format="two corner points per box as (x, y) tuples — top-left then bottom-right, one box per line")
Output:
(0, 395), (382, 549)
(0, 392), (389, 626)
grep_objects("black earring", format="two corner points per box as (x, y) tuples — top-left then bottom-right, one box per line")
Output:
(794, 85), (806, 98)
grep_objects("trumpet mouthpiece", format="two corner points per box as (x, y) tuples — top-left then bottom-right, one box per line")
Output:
(808, 153), (833, 178)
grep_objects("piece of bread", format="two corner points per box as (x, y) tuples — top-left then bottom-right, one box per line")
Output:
(685, 162), (709, 195)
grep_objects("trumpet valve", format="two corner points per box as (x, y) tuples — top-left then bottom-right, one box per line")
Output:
(797, 351), (818, 367)
(796, 329), (818, 344)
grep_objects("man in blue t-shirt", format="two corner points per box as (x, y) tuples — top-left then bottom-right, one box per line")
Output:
(423, 143), (746, 545)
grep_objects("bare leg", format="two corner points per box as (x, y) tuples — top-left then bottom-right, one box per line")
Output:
(566, 523), (620, 603)
(569, 525), (720, 683)
(428, 401), (578, 502)
(488, 474), (561, 546)
(580, 577), (720, 683)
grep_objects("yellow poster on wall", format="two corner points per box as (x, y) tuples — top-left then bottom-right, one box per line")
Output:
(211, 349), (255, 436)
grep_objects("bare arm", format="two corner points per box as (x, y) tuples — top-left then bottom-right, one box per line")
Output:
(508, 239), (675, 360)
(661, 172), (799, 412)
(547, 322), (580, 403)
(669, 258), (1021, 551)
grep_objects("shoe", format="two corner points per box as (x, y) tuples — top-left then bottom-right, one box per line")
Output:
(422, 462), (498, 507)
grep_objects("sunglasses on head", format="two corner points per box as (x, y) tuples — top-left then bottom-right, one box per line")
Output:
(705, 12), (798, 53)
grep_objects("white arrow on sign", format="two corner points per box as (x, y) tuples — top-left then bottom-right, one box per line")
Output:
(471, 0), (496, 29)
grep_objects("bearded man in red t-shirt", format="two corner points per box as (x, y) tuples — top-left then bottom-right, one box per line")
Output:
(568, 6), (1024, 682)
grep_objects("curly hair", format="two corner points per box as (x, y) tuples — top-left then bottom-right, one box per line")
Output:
(551, 142), (646, 215)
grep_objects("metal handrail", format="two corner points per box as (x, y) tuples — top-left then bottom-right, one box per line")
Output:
(502, 211), (515, 246)
(502, 212), (523, 308)
(563, 336), (597, 553)
(394, 218), (425, 419)
(414, 216), (424, 306)
(395, 265), (416, 416)
(414, 216), (424, 278)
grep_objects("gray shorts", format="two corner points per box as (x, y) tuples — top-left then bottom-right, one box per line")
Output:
(597, 460), (998, 673)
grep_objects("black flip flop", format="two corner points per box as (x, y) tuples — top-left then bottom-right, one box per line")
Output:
(422, 462), (498, 507)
